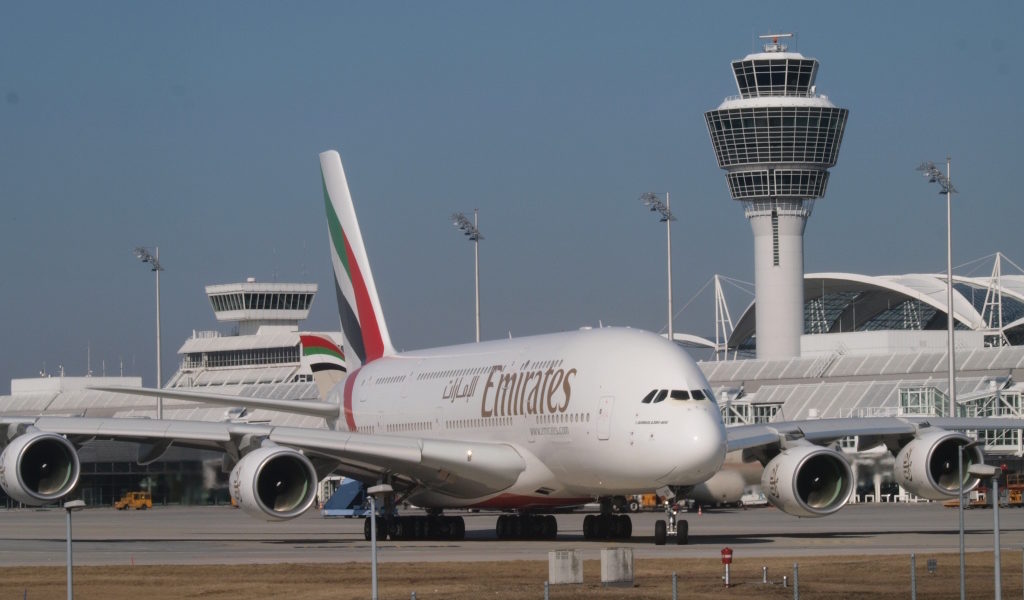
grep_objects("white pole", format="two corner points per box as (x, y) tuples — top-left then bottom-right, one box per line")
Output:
(995, 475), (1002, 600)
(155, 247), (163, 420)
(945, 158), (956, 418)
(66, 508), (73, 600)
(666, 193), (673, 343)
(370, 495), (378, 600)
(473, 209), (480, 343)
(959, 449), (966, 600)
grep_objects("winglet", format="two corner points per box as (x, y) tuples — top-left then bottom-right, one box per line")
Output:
(319, 150), (396, 369)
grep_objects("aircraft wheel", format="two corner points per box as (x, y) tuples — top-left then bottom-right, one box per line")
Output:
(629, 501), (640, 513)
(496, 514), (508, 539)
(583, 514), (594, 540)
(676, 519), (688, 545)
(511, 516), (524, 539)
(451, 516), (466, 540)
(654, 519), (667, 545)
(544, 515), (558, 540)
(619, 515), (632, 539)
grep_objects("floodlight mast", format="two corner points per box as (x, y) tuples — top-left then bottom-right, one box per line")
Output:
(134, 246), (164, 419)
(916, 158), (957, 418)
(451, 211), (483, 342)
(639, 192), (676, 342)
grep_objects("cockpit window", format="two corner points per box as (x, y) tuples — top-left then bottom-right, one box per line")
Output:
(691, 389), (706, 400)
(641, 390), (658, 404)
(652, 389), (668, 404)
(670, 390), (690, 400)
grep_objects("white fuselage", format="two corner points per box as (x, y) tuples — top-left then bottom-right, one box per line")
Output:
(327, 327), (727, 509)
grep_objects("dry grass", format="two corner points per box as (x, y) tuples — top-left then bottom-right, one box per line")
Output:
(2, 553), (1018, 599)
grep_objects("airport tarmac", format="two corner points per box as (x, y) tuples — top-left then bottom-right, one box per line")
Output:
(1, 502), (1022, 566)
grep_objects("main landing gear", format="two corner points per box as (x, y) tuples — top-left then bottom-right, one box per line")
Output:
(582, 497), (632, 540)
(361, 484), (467, 542)
(653, 501), (688, 545)
(363, 513), (467, 541)
(583, 513), (632, 540)
(495, 513), (558, 540)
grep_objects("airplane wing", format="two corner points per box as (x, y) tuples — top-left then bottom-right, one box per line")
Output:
(0, 416), (525, 502)
(726, 416), (1024, 453)
(89, 386), (341, 419)
(717, 416), (1024, 518)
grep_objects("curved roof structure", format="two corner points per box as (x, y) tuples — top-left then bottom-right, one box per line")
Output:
(729, 271), (1024, 350)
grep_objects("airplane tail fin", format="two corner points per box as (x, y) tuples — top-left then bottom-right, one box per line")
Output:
(319, 150), (396, 370)
(299, 334), (348, 400)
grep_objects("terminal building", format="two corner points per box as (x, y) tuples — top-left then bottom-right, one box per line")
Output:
(696, 261), (1024, 499)
(699, 257), (1024, 437)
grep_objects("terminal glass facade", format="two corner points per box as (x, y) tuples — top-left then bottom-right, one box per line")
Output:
(182, 346), (300, 369)
(898, 386), (950, 417)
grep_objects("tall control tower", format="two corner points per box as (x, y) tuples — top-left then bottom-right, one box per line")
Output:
(705, 34), (848, 359)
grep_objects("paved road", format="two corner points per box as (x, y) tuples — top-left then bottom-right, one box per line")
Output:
(1, 503), (1020, 566)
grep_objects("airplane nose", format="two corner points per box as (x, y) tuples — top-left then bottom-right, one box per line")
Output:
(661, 407), (727, 485)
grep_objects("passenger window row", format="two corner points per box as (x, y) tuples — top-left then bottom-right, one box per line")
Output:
(641, 388), (709, 404)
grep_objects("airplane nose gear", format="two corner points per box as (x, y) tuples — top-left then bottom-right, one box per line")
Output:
(654, 500), (688, 545)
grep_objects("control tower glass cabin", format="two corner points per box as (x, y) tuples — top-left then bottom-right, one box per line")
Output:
(704, 34), (848, 359)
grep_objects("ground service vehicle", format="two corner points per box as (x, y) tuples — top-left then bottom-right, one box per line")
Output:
(115, 491), (152, 510)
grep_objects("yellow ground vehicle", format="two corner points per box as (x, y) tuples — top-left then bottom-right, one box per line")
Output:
(618, 494), (661, 512)
(115, 491), (153, 510)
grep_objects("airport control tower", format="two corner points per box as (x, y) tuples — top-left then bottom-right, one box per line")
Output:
(705, 34), (848, 359)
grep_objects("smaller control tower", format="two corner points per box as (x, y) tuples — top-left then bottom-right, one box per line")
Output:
(206, 280), (317, 335)
(705, 34), (848, 359)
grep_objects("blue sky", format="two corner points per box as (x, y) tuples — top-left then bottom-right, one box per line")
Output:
(1, 1), (1021, 391)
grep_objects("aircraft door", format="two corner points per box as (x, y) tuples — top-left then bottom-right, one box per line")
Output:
(597, 396), (614, 440)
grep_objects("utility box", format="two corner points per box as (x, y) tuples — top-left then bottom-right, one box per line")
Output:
(601, 547), (634, 587)
(548, 549), (583, 585)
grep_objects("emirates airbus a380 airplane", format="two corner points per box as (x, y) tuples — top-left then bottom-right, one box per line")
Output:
(1, 150), (1016, 545)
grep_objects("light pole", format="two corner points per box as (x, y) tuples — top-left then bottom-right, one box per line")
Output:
(969, 463), (1002, 600)
(366, 484), (393, 600)
(451, 211), (483, 342)
(64, 499), (85, 600)
(958, 439), (981, 600)
(639, 192), (676, 342)
(917, 159), (958, 417)
(134, 246), (164, 419)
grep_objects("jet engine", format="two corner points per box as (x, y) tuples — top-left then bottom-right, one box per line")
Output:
(893, 429), (984, 500)
(688, 469), (747, 506)
(229, 445), (319, 521)
(0, 431), (80, 505)
(761, 443), (853, 517)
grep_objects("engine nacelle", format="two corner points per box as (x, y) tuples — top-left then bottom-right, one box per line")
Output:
(762, 443), (853, 517)
(229, 445), (318, 521)
(0, 431), (80, 505)
(894, 429), (984, 500)
(688, 469), (747, 506)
